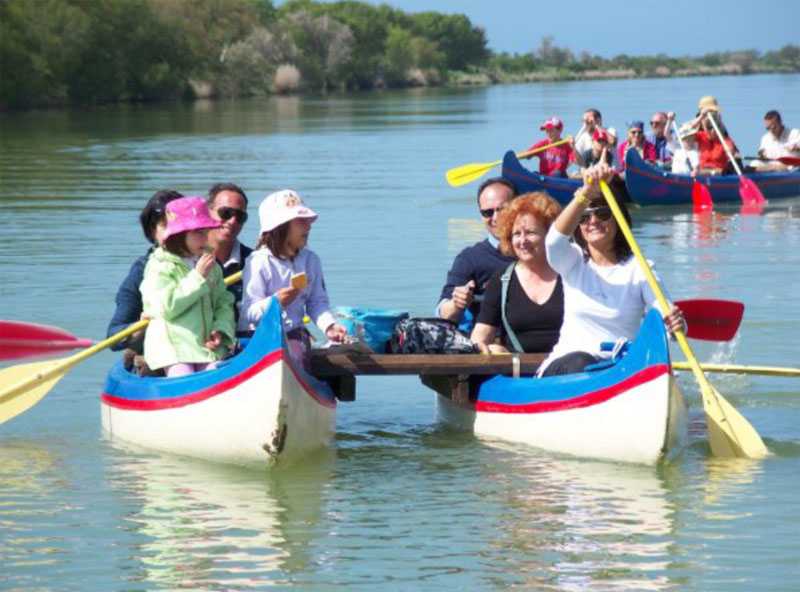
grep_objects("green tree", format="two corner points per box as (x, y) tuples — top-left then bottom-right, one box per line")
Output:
(410, 12), (488, 70)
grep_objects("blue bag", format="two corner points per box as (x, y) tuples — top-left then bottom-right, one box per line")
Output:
(334, 307), (410, 353)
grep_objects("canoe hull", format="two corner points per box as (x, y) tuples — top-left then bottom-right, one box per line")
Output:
(434, 310), (688, 465)
(100, 301), (336, 467)
(502, 150), (580, 204)
(625, 149), (800, 205)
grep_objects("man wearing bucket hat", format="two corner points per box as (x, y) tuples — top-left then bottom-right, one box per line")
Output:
(527, 116), (573, 178)
(140, 196), (236, 376)
(239, 189), (348, 354)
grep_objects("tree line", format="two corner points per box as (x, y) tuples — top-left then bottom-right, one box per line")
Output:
(1, 0), (797, 110)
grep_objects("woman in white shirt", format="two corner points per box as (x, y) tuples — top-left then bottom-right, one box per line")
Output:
(540, 165), (685, 376)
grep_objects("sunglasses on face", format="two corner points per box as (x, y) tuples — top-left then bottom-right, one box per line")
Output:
(650, 120), (665, 126)
(480, 206), (506, 218)
(217, 206), (248, 224)
(579, 206), (613, 225)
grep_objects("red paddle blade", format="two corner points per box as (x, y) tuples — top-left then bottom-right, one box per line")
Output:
(739, 176), (766, 207)
(691, 180), (713, 213)
(777, 156), (800, 167)
(0, 320), (93, 361)
(675, 299), (745, 341)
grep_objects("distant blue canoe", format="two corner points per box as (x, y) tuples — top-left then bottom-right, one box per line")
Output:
(500, 149), (800, 206)
(624, 149), (800, 206)
(501, 150), (580, 204)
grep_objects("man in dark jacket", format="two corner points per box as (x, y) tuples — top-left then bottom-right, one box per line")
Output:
(437, 177), (516, 330)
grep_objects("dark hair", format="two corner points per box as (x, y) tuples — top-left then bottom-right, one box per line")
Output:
(163, 233), (191, 257)
(256, 220), (292, 259)
(573, 196), (633, 263)
(585, 108), (602, 121)
(476, 176), (517, 206)
(139, 189), (183, 244)
(764, 110), (782, 123)
(208, 182), (248, 207)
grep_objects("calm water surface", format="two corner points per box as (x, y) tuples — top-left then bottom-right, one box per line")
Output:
(1, 74), (799, 591)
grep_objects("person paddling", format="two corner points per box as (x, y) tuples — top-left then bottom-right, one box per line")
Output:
(527, 116), (572, 178)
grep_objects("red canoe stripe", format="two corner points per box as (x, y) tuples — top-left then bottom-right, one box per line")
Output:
(475, 364), (669, 414)
(101, 350), (283, 411)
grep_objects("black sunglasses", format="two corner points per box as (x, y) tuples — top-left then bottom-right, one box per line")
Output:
(479, 206), (506, 218)
(217, 206), (248, 224)
(579, 206), (613, 225)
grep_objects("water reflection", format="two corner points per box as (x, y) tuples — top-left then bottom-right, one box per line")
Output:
(479, 446), (680, 591)
(105, 444), (333, 589)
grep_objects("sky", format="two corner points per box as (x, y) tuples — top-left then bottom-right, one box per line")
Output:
(305, 0), (798, 58)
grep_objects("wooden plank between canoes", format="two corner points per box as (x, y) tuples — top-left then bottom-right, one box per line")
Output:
(309, 352), (545, 376)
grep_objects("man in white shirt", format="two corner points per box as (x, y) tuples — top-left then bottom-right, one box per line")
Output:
(754, 110), (800, 171)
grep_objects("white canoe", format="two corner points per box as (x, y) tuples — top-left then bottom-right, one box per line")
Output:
(100, 300), (336, 467)
(436, 309), (689, 465)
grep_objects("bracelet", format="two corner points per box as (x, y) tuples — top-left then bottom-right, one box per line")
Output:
(573, 189), (591, 206)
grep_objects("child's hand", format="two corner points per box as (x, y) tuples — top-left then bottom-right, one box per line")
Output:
(195, 252), (216, 278)
(276, 287), (300, 307)
(325, 323), (349, 343)
(205, 330), (224, 350)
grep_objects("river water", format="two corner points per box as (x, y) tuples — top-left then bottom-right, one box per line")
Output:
(1, 74), (799, 591)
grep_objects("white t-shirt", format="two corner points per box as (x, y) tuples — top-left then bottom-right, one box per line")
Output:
(541, 227), (663, 373)
(671, 148), (699, 174)
(758, 127), (800, 159)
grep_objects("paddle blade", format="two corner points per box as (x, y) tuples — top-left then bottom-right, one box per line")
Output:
(739, 176), (766, 207)
(675, 299), (744, 341)
(446, 160), (500, 187)
(691, 181), (713, 214)
(0, 320), (92, 361)
(0, 359), (66, 424)
(701, 382), (769, 458)
(777, 155), (800, 167)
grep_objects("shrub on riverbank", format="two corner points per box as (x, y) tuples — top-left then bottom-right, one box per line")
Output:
(0, 0), (798, 110)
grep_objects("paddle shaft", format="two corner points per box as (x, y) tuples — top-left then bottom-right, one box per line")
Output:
(673, 362), (800, 378)
(706, 113), (744, 176)
(599, 180), (767, 458)
(0, 271), (242, 405)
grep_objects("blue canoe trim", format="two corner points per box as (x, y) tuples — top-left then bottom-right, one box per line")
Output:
(502, 150), (580, 204)
(476, 309), (670, 412)
(625, 149), (800, 206)
(101, 299), (336, 409)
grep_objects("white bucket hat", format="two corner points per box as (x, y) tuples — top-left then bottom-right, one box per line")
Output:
(258, 189), (318, 234)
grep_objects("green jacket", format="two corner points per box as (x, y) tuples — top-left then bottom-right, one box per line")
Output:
(141, 247), (235, 370)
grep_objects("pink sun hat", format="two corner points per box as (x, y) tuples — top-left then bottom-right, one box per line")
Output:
(163, 196), (221, 240)
(258, 189), (318, 234)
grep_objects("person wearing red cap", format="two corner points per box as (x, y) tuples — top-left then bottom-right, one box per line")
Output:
(527, 116), (573, 178)
(573, 128), (615, 170)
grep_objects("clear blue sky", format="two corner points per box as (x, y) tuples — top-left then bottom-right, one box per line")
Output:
(307, 0), (798, 57)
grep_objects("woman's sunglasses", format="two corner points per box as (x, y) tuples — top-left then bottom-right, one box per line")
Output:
(217, 206), (248, 224)
(579, 206), (613, 225)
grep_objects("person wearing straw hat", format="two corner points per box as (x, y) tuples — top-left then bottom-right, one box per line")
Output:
(239, 190), (348, 360)
(140, 196), (236, 377)
(670, 123), (701, 174)
(693, 111), (740, 176)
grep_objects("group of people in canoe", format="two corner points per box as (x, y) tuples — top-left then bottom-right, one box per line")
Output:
(525, 96), (799, 180)
(108, 162), (687, 381)
(107, 185), (349, 378)
(105, 94), (794, 380)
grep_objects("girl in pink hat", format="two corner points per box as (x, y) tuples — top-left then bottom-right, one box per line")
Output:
(140, 196), (236, 377)
(239, 190), (348, 361)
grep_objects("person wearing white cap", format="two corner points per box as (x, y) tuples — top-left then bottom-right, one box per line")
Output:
(239, 190), (348, 355)
(526, 116), (573, 178)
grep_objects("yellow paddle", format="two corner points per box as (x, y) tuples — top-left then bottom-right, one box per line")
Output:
(673, 362), (800, 378)
(445, 137), (572, 187)
(0, 271), (243, 425)
(598, 180), (768, 459)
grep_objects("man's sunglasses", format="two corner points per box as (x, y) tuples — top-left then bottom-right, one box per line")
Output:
(480, 206), (506, 218)
(579, 206), (613, 225)
(217, 206), (248, 224)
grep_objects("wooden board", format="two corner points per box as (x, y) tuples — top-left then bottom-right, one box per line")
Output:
(310, 350), (545, 377)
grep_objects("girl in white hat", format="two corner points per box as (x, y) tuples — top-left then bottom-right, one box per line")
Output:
(239, 190), (348, 358)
